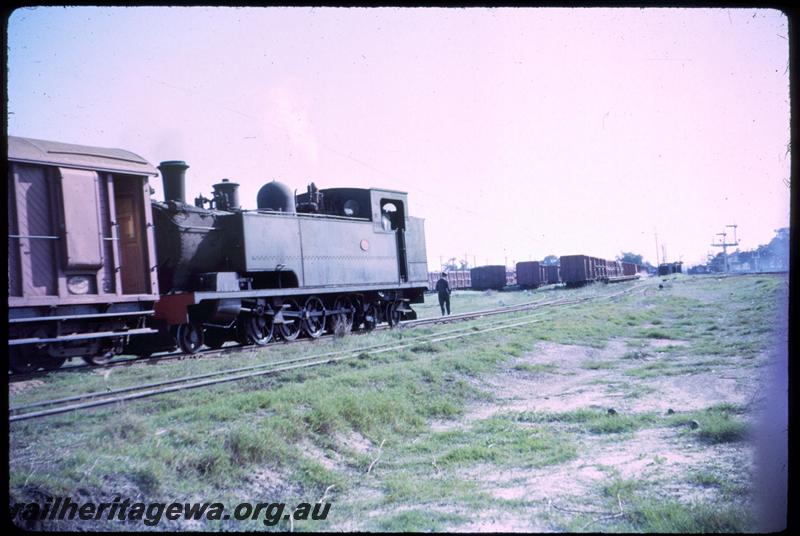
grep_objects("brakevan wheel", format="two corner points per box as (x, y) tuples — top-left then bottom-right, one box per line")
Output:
(247, 313), (274, 346)
(82, 350), (115, 366)
(41, 357), (68, 370)
(278, 299), (302, 341)
(9, 348), (45, 374)
(177, 322), (204, 354)
(302, 296), (326, 339)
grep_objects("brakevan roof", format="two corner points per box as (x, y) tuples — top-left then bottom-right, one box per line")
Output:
(8, 135), (158, 176)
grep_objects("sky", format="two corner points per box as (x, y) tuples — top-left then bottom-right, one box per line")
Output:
(7, 7), (791, 269)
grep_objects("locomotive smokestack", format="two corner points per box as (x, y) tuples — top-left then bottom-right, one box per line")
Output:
(158, 160), (189, 204)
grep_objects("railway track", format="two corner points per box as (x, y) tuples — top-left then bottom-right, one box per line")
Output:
(9, 286), (628, 381)
(9, 282), (645, 422)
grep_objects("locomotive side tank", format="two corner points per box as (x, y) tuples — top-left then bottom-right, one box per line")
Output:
(7, 136), (160, 372)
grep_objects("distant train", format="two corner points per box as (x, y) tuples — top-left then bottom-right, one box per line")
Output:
(428, 255), (645, 293)
(426, 270), (471, 291)
(559, 255), (645, 286)
(658, 262), (683, 275)
(8, 136), (429, 372)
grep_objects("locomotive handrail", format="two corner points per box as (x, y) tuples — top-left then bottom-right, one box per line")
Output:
(248, 208), (371, 222)
(174, 224), (217, 231)
(8, 234), (60, 240)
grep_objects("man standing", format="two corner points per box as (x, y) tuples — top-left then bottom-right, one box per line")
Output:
(435, 272), (452, 316)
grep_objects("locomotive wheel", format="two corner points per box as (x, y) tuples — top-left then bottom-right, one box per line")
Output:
(278, 299), (302, 341)
(302, 296), (326, 339)
(247, 313), (274, 346)
(204, 328), (228, 350)
(10, 348), (46, 374)
(351, 298), (365, 332)
(177, 322), (204, 354)
(82, 350), (115, 366)
(328, 296), (354, 335)
(41, 357), (68, 371)
(236, 320), (252, 346)
(386, 301), (402, 328)
(362, 302), (379, 332)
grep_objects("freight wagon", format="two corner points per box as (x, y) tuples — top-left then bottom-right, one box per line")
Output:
(545, 264), (561, 284)
(427, 270), (471, 291)
(470, 265), (507, 290)
(559, 255), (637, 286)
(621, 262), (648, 277)
(559, 255), (608, 286)
(516, 261), (548, 289)
(658, 262), (683, 275)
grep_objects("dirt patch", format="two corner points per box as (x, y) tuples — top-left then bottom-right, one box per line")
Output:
(246, 466), (290, 497)
(628, 371), (752, 413)
(335, 430), (373, 454)
(455, 426), (750, 531)
(9, 379), (45, 395)
(648, 338), (689, 348)
(457, 510), (547, 533)
(298, 439), (347, 471)
(432, 341), (632, 430)
(424, 339), (757, 531)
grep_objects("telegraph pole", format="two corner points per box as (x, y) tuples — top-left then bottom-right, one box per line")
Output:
(711, 225), (740, 273)
(654, 230), (660, 267)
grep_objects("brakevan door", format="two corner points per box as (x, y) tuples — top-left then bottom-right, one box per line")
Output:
(113, 176), (149, 294)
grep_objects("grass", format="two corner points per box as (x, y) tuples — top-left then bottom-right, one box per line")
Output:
(377, 509), (465, 532)
(515, 409), (657, 435)
(412, 415), (579, 468)
(564, 472), (754, 532)
(668, 403), (749, 444)
(619, 497), (752, 532)
(8, 274), (786, 531)
(512, 362), (558, 374)
(414, 288), (555, 320)
(580, 359), (617, 370)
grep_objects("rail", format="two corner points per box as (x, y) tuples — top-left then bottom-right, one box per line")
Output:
(9, 282), (643, 422)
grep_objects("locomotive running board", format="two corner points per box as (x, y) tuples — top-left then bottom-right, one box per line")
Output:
(161, 283), (426, 307)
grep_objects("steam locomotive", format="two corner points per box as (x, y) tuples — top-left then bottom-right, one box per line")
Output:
(8, 136), (428, 372)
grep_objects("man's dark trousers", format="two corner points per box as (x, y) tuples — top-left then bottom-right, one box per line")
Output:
(438, 293), (450, 315)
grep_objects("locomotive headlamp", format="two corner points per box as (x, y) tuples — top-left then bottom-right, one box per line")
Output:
(67, 275), (91, 295)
